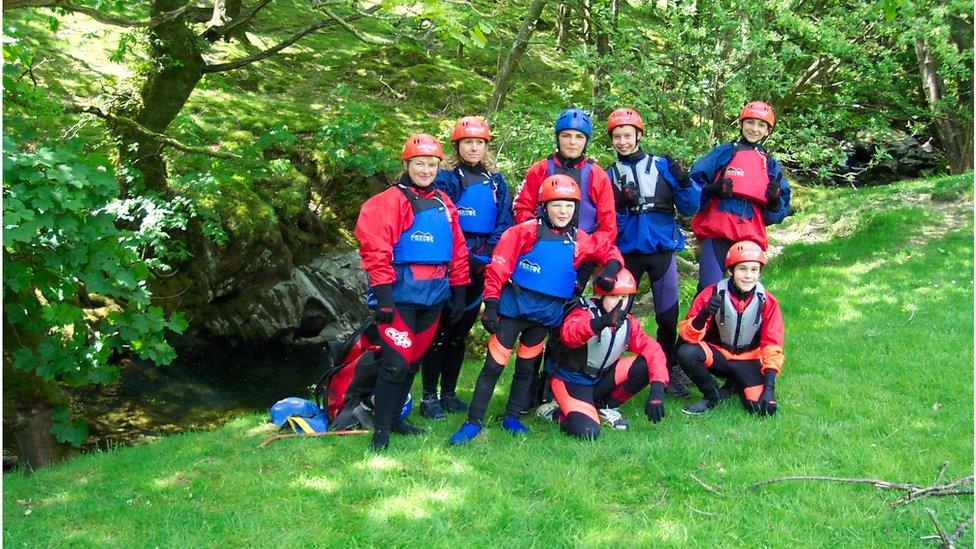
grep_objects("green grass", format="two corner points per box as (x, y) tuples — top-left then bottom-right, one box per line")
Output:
(5, 174), (973, 546)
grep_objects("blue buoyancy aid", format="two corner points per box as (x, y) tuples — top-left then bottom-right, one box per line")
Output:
(510, 222), (578, 299)
(454, 166), (499, 235)
(391, 185), (454, 265)
(547, 157), (597, 232)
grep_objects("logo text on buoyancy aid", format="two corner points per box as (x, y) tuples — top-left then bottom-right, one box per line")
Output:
(410, 231), (435, 243)
(457, 206), (477, 217)
(384, 327), (413, 349)
(725, 167), (745, 177)
(518, 259), (542, 274)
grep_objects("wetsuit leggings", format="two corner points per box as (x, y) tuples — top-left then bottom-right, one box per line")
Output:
(466, 316), (547, 425)
(372, 307), (440, 432)
(624, 251), (679, 368)
(677, 341), (765, 408)
(697, 238), (733, 293)
(421, 271), (484, 398)
(550, 356), (650, 439)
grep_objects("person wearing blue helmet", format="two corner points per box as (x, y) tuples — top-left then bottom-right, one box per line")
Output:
(513, 108), (619, 286)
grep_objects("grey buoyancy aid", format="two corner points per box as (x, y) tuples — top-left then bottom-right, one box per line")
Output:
(608, 154), (674, 214)
(554, 299), (630, 378)
(714, 278), (766, 353)
(718, 143), (770, 205)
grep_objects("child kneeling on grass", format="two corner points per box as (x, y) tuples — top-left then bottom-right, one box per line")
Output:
(676, 240), (784, 416)
(536, 268), (670, 438)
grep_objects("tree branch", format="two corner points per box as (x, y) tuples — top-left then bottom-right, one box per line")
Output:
(203, 7), (374, 73)
(70, 105), (242, 159)
(320, 6), (392, 45)
(3, 0), (194, 28)
(203, 0), (273, 42)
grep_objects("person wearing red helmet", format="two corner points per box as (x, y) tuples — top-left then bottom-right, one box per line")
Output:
(513, 108), (618, 278)
(605, 107), (702, 399)
(448, 174), (624, 445)
(688, 101), (792, 293)
(535, 268), (670, 438)
(355, 133), (471, 450)
(419, 117), (514, 420)
(676, 240), (785, 416)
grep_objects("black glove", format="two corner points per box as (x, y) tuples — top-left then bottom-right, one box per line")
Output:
(589, 301), (625, 332)
(619, 177), (640, 207)
(372, 284), (395, 324)
(449, 286), (466, 324)
(705, 177), (733, 199)
(765, 176), (782, 211)
(481, 298), (499, 334)
(691, 293), (723, 330)
(664, 156), (690, 188)
(575, 261), (598, 294)
(645, 381), (666, 423)
(594, 260), (622, 292)
(758, 370), (777, 416)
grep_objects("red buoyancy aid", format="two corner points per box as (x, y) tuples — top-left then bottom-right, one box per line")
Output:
(718, 145), (769, 206)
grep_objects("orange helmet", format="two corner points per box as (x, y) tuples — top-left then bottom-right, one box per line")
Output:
(606, 108), (645, 135)
(594, 268), (638, 296)
(538, 174), (581, 203)
(738, 101), (775, 130)
(401, 133), (444, 161)
(451, 116), (491, 142)
(725, 240), (767, 268)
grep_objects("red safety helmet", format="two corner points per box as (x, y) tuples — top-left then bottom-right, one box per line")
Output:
(451, 116), (491, 142)
(738, 101), (776, 130)
(594, 268), (638, 296)
(606, 108), (645, 135)
(538, 174), (581, 203)
(401, 133), (444, 161)
(725, 240), (767, 268)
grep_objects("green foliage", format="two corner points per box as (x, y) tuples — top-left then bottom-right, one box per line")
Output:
(2, 138), (187, 443)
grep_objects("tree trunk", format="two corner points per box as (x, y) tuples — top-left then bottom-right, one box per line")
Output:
(486, 0), (547, 118)
(555, 1), (570, 52)
(116, 0), (207, 194)
(591, 4), (610, 120)
(3, 319), (74, 470)
(915, 38), (973, 174)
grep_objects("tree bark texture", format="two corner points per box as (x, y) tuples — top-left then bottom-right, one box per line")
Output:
(487, 0), (546, 118)
(914, 38), (973, 174)
(555, 1), (570, 52)
(116, 0), (206, 194)
(590, 3), (611, 120)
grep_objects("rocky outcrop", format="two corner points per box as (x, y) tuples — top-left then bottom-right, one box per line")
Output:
(199, 250), (369, 344)
(832, 132), (944, 186)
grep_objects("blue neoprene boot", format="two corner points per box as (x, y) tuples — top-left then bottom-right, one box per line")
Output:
(501, 416), (529, 436)
(448, 422), (482, 446)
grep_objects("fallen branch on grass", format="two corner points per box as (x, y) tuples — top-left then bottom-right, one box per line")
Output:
(754, 472), (973, 506)
(690, 474), (724, 496)
(259, 430), (369, 448)
(920, 509), (972, 548)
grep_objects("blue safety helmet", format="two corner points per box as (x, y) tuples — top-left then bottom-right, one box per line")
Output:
(554, 108), (592, 149)
(270, 397), (321, 428)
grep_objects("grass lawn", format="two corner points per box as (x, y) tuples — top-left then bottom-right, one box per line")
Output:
(3, 174), (973, 546)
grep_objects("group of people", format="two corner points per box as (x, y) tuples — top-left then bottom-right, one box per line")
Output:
(354, 103), (791, 450)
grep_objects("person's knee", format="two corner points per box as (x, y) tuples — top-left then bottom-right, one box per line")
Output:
(379, 359), (409, 383)
(562, 413), (601, 440)
(676, 343), (702, 366)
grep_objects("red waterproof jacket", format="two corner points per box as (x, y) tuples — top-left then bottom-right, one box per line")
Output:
(355, 184), (470, 288)
(678, 282), (785, 374)
(484, 220), (623, 301)
(514, 155), (617, 250)
(559, 304), (669, 385)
